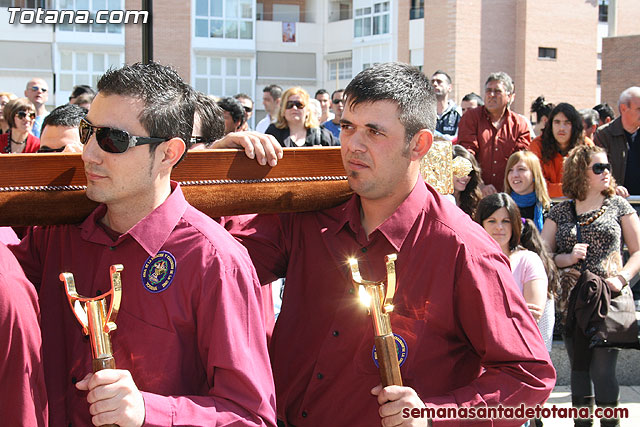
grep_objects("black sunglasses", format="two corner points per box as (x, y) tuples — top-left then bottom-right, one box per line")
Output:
(38, 145), (66, 153)
(286, 100), (305, 110)
(242, 105), (253, 113)
(592, 163), (611, 175)
(16, 111), (36, 120)
(332, 98), (344, 104)
(31, 85), (47, 93)
(78, 118), (167, 154)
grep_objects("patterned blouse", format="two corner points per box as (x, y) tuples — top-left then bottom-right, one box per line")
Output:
(548, 195), (635, 279)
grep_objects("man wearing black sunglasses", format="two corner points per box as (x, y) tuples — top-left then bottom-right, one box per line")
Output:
(38, 104), (86, 153)
(11, 62), (276, 427)
(24, 77), (49, 139)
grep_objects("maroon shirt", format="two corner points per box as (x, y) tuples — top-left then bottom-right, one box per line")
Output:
(0, 243), (48, 427)
(11, 183), (276, 427)
(457, 106), (531, 191)
(0, 132), (40, 153)
(225, 179), (555, 426)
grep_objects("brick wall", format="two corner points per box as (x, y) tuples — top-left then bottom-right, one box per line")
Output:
(601, 35), (640, 111)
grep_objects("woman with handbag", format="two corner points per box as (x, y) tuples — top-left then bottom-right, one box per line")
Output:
(541, 145), (640, 427)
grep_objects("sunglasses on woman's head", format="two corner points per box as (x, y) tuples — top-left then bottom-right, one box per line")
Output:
(16, 111), (36, 120)
(592, 163), (611, 175)
(286, 100), (305, 110)
(78, 118), (167, 154)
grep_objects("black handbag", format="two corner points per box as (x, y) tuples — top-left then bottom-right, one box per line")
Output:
(569, 201), (640, 349)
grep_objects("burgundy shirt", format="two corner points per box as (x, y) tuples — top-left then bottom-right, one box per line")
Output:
(11, 183), (276, 427)
(457, 107), (531, 191)
(0, 243), (48, 427)
(225, 179), (555, 426)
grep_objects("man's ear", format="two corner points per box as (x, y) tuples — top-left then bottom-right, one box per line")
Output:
(409, 129), (433, 161)
(159, 137), (186, 169)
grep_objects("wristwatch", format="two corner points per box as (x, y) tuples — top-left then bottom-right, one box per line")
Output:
(618, 270), (633, 287)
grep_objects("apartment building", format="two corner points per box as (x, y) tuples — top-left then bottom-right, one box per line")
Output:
(0, 0), (636, 125)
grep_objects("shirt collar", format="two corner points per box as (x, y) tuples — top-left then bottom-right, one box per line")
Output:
(335, 177), (429, 252)
(80, 181), (188, 256)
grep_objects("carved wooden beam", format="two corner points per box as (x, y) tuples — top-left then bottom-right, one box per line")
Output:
(0, 148), (352, 226)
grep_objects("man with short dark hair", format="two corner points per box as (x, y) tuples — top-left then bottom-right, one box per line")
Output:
(593, 102), (615, 125)
(430, 70), (461, 139)
(225, 62), (554, 426)
(38, 104), (86, 152)
(595, 86), (640, 195)
(235, 93), (254, 130)
(579, 108), (600, 140)
(315, 88), (333, 123)
(458, 71), (531, 195)
(218, 96), (246, 135)
(24, 77), (49, 138)
(322, 89), (344, 140)
(256, 84), (282, 133)
(460, 92), (484, 115)
(11, 62), (276, 427)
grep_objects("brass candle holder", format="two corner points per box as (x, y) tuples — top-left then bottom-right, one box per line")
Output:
(349, 254), (402, 387)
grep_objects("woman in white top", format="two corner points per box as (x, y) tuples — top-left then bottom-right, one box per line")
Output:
(475, 193), (555, 351)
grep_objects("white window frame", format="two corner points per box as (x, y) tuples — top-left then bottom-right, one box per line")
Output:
(328, 59), (352, 81)
(55, 0), (124, 34)
(194, 0), (254, 40)
(193, 55), (254, 99)
(354, 1), (390, 38)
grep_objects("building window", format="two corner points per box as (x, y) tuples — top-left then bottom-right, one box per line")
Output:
(362, 62), (379, 71)
(599, 0), (608, 23)
(56, 0), (123, 34)
(195, 0), (253, 40)
(538, 47), (557, 60)
(354, 1), (389, 38)
(328, 59), (352, 81)
(410, 0), (424, 20)
(58, 51), (122, 91)
(329, 1), (352, 22)
(10, 0), (54, 7)
(597, 70), (601, 86)
(194, 56), (253, 97)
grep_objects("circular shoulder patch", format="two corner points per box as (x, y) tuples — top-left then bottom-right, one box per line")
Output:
(372, 333), (408, 368)
(141, 251), (176, 293)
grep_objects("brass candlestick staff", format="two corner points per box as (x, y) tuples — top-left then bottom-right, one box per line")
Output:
(60, 265), (123, 372)
(349, 254), (402, 387)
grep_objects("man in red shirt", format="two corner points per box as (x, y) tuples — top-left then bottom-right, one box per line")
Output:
(458, 72), (531, 195)
(11, 63), (276, 427)
(0, 243), (48, 427)
(224, 63), (555, 426)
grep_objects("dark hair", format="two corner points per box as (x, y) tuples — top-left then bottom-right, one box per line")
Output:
(474, 193), (522, 251)
(315, 89), (329, 98)
(4, 97), (35, 128)
(520, 218), (558, 299)
(530, 95), (554, 124)
(41, 104), (86, 134)
(540, 103), (584, 163)
(263, 84), (283, 100)
(69, 84), (96, 100)
(593, 103), (615, 123)
(453, 145), (483, 217)
(194, 92), (224, 147)
(462, 92), (484, 106)
(234, 93), (253, 105)
(217, 97), (246, 127)
(431, 70), (452, 85)
(562, 144), (615, 200)
(97, 61), (196, 163)
(344, 62), (436, 143)
(331, 89), (345, 100)
(579, 108), (600, 129)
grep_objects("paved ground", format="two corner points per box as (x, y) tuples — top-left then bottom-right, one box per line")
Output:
(540, 385), (640, 426)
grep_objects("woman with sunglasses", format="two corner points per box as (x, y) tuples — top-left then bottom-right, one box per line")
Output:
(530, 103), (591, 198)
(0, 98), (40, 153)
(266, 87), (336, 147)
(541, 145), (640, 427)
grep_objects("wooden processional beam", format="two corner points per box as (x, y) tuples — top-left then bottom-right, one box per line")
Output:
(0, 148), (353, 226)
